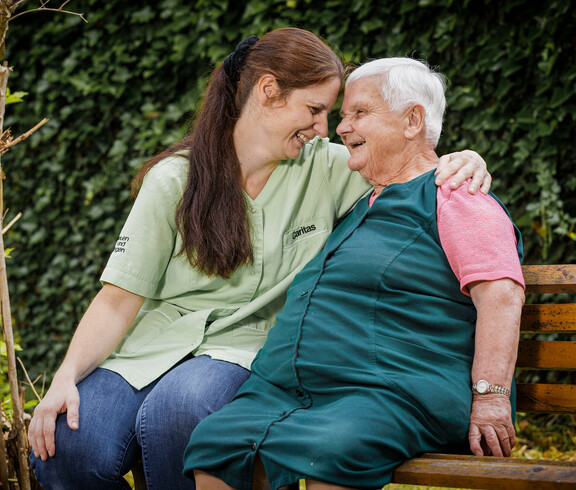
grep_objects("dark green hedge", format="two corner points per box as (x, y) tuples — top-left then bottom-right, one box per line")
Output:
(3, 0), (575, 379)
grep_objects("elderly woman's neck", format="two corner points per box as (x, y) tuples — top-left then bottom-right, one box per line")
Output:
(372, 148), (439, 196)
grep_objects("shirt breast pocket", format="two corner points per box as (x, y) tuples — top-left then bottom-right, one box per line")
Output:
(282, 217), (329, 254)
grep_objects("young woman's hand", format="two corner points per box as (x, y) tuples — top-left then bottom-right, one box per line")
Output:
(435, 150), (492, 194)
(28, 374), (80, 461)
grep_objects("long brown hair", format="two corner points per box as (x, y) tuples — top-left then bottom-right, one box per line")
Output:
(132, 28), (345, 278)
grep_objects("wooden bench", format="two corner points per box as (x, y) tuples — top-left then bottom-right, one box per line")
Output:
(133, 264), (576, 489)
(391, 263), (576, 489)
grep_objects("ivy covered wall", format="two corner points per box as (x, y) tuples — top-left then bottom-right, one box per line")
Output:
(3, 0), (575, 378)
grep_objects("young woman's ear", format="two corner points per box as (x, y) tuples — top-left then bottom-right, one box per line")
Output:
(256, 74), (281, 106)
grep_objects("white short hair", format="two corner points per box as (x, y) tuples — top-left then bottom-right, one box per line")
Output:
(346, 57), (447, 147)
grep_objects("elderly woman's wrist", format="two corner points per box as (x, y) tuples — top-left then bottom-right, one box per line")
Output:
(472, 392), (510, 400)
(472, 379), (511, 397)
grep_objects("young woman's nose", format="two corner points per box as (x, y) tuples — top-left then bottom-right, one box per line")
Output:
(314, 114), (329, 138)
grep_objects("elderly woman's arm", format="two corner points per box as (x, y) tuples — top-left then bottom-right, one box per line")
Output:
(467, 278), (525, 457)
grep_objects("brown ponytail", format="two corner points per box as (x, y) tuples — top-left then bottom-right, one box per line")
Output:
(132, 28), (344, 278)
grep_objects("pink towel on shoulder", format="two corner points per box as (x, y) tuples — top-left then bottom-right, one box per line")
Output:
(436, 179), (525, 296)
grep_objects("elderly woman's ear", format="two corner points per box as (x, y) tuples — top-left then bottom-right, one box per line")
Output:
(404, 104), (426, 140)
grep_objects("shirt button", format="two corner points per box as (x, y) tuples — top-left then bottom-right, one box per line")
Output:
(250, 208), (257, 214)
(251, 442), (257, 451)
(296, 390), (304, 398)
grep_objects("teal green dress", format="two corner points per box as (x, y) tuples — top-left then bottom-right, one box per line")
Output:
(183, 170), (522, 490)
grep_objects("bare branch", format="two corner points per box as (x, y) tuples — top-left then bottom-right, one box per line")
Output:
(2, 210), (21, 234)
(0, 117), (48, 156)
(16, 357), (42, 402)
(10, 1), (87, 23)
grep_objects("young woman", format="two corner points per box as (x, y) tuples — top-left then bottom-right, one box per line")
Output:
(29, 28), (490, 489)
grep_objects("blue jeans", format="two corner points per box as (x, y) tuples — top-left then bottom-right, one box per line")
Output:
(30, 355), (251, 489)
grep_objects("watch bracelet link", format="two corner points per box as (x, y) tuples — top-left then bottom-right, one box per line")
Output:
(472, 379), (511, 398)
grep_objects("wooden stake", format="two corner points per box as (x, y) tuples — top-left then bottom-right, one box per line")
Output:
(0, 58), (31, 490)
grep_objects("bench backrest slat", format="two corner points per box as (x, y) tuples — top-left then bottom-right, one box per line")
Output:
(523, 264), (576, 294)
(516, 383), (576, 413)
(517, 341), (576, 370)
(516, 264), (576, 413)
(520, 304), (576, 333)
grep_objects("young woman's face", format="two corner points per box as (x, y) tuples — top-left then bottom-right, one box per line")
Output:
(268, 77), (341, 160)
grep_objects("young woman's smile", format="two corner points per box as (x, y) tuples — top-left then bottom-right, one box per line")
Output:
(268, 77), (341, 160)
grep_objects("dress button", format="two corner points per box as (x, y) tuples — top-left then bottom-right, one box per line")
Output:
(300, 291), (308, 296)
(281, 411), (287, 417)
(251, 442), (257, 451)
(296, 390), (304, 398)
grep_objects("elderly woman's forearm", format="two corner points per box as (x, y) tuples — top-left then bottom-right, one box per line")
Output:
(468, 279), (525, 387)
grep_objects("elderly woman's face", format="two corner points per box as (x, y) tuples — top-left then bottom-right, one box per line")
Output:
(337, 77), (406, 182)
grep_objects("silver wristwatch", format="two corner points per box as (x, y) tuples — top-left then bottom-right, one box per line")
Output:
(472, 379), (511, 397)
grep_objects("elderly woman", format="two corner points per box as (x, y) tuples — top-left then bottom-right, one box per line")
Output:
(182, 57), (525, 490)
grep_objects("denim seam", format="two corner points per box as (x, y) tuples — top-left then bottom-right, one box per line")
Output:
(115, 430), (138, 482)
(138, 396), (152, 489)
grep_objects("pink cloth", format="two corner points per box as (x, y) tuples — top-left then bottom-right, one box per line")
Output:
(368, 179), (525, 297)
(436, 179), (525, 296)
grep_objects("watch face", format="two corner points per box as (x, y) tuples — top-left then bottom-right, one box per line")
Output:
(476, 380), (489, 394)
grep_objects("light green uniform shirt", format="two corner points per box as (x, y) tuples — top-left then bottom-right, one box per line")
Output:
(99, 137), (371, 389)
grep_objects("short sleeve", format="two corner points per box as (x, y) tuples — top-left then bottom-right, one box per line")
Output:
(436, 180), (525, 296)
(100, 156), (188, 297)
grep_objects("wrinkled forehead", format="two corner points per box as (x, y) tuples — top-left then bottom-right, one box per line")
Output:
(340, 77), (385, 115)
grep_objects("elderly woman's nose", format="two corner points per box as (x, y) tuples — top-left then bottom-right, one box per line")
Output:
(336, 118), (350, 136)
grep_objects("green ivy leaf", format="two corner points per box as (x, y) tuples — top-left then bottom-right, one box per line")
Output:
(5, 87), (28, 104)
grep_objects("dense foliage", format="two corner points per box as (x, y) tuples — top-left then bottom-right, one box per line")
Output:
(2, 0), (575, 379)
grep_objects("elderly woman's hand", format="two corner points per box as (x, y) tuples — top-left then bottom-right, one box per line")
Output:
(468, 394), (515, 457)
(435, 150), (492, 194)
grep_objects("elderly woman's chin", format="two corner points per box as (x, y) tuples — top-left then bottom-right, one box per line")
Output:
(347, 156), (371, 179)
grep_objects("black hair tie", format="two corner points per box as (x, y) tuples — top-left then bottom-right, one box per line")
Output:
(223, 35), (259, 85)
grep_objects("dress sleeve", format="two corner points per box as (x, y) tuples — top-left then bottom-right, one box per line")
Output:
(100, 156), (187, 298)
(436, 180), (525, 296)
